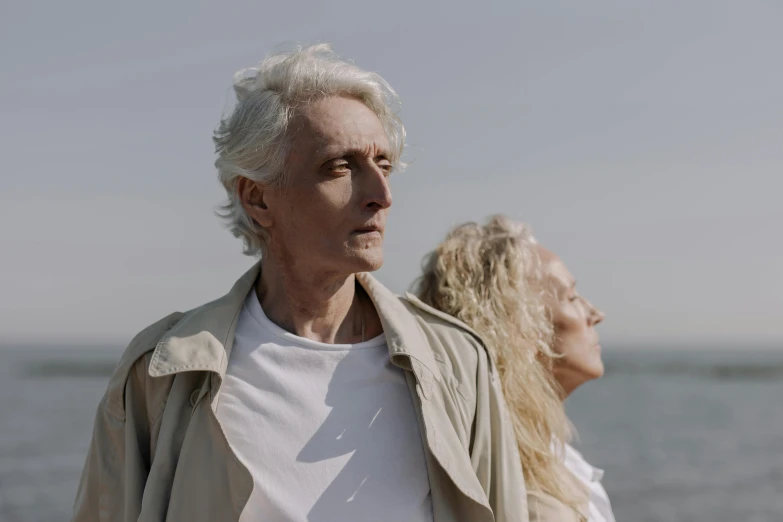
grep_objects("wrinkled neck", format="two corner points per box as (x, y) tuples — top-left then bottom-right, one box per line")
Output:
(255, 254), (371, 344)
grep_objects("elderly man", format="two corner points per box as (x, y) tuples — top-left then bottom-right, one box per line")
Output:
(72, 45), (526, 522)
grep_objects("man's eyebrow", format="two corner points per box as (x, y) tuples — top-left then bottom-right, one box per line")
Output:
(319, 146), (392, 159)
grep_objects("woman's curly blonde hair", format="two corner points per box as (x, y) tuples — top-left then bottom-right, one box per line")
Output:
(414, 215), (578, 509)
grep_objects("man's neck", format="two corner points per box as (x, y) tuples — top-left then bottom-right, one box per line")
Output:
(254, 254), (381, 344)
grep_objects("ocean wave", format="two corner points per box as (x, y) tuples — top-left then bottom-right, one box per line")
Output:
(603, 361), (783, 381)
(22, 360), (117, 378)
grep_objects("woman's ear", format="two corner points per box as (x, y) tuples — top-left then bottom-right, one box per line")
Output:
(238, 177), (273, 228)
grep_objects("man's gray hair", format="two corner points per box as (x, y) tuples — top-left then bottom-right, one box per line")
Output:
(213, 44), (405, 256)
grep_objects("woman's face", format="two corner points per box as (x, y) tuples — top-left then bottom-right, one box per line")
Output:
(537, 245), (605, 397)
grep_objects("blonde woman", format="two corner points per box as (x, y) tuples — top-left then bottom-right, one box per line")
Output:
(415, 215), (615, 522)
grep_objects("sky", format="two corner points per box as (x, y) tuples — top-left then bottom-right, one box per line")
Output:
(1, 0), (781, 348)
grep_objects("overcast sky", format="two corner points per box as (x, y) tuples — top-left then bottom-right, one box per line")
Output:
(1, 0), (781, 347)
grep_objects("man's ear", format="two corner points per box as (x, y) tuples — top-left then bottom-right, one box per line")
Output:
(238, 177), (273, 228)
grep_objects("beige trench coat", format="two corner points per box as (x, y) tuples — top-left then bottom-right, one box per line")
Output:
(71, 263), (532, 522)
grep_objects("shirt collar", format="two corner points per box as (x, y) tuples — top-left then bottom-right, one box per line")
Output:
(564, 443), (605, 483)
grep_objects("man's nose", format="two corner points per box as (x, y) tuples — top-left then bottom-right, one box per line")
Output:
(363, 164), (392, 210)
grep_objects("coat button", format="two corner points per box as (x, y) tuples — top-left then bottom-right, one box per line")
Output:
(190, 389), (200, 407)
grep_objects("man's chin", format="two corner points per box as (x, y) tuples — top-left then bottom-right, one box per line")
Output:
(347, 248), (384, 273)
(356, 253), (384, 273)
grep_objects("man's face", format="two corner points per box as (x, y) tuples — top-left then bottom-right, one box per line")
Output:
(259, 96), (393, 277)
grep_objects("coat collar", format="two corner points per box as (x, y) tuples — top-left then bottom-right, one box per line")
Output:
(148, 261), (442, 385)
(148, 262), (259, 379)
(357, 271), (442, 384)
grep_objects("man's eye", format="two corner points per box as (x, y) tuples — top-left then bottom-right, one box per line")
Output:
(329, 162), (350, 172)
(378, 162), (394, 174)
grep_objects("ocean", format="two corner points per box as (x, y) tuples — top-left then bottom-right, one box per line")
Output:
(0, 345), (781, 522)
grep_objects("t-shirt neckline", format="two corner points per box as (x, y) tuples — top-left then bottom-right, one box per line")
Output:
(244, 291), (386, 351)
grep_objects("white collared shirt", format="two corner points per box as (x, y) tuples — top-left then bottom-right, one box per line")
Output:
(563, 443), (616, 522)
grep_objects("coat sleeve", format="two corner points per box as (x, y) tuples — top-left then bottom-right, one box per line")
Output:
(470, 343), (530, 522)
(71, 356), (155, 522)
(71, 313), (181, 522)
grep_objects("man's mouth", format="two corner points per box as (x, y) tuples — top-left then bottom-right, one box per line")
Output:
(354, 225), (383, 234)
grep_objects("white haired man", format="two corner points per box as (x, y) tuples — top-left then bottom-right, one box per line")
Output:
(72, 45), (527, 522)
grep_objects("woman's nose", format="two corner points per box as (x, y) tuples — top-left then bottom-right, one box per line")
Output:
(582, 296), (604, 325)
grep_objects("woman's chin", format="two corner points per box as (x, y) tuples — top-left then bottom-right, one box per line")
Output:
(589, 357), (606, 380)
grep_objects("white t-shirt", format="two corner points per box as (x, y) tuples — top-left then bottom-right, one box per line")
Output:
(563, 443), (616, 522)
(215, 291), (433, 522)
